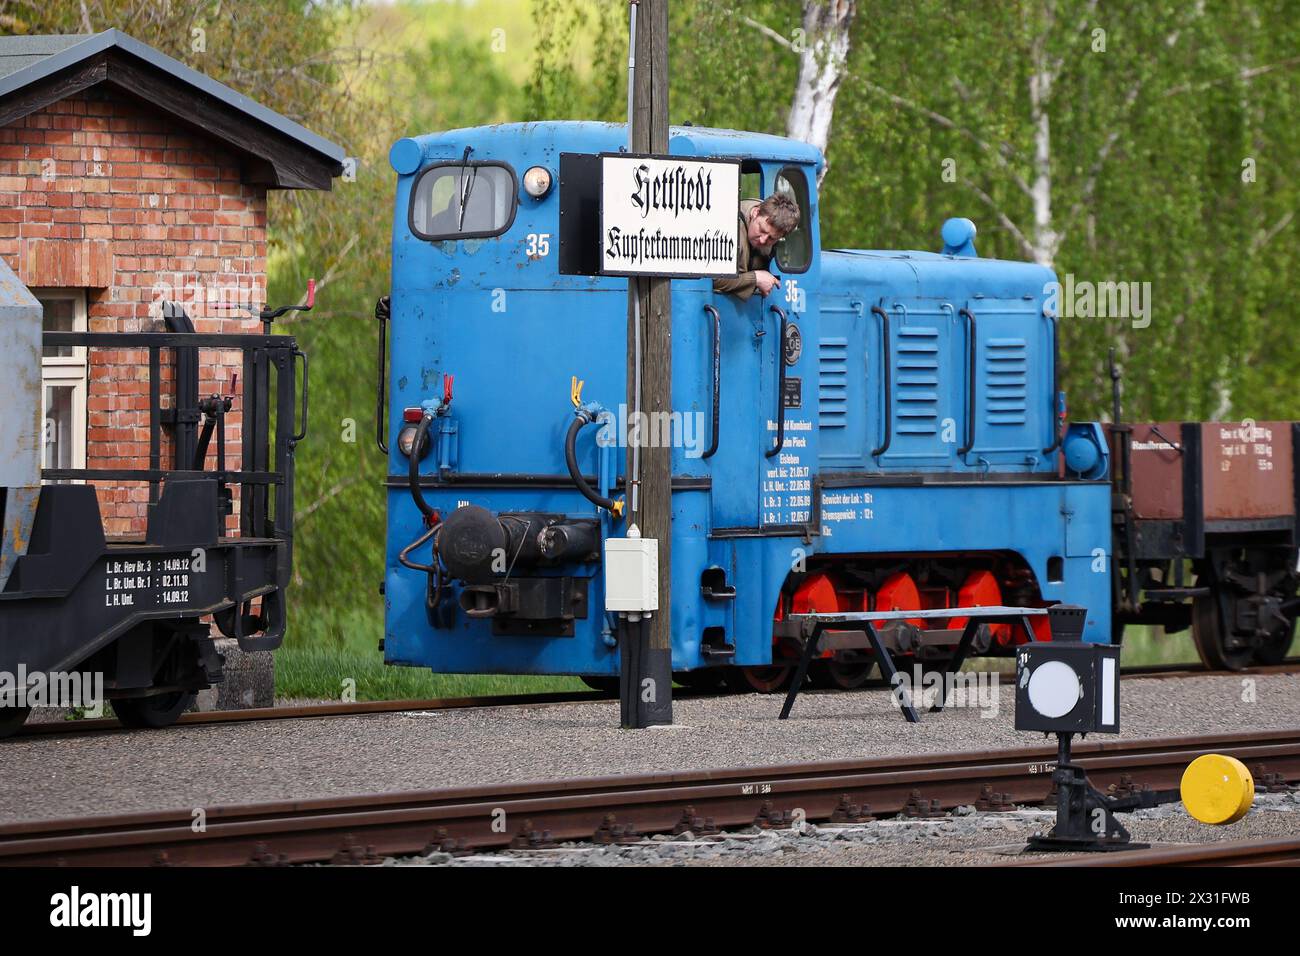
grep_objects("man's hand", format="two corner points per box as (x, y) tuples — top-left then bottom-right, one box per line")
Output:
(754, 270), (781, 296)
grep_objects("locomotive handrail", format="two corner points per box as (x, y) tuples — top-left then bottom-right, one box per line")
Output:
(958, 307), (977, 456)
(1043, 310), (1061, 455)
(702, 305), (721, 460)
(766, 304), (788, 458)
(870, 305), (892, 457)
(374, 295), (390, 454)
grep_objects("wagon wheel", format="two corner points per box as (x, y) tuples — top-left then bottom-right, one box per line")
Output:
(1191, 594), (1254, 672)
(113, 692), (195, 729)
(728, 665), (793, 694)
(0, 706), (31, 739)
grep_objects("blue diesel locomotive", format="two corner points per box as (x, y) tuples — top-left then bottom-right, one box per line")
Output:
(377, 121), (1294, 692)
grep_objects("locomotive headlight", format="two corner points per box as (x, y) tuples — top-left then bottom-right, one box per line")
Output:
(398, 407), (431, 460)
(523, 165), (552, 199)
(398, 425), (421, 458)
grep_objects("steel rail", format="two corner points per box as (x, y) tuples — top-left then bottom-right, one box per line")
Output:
(1, 728), (1297, 866)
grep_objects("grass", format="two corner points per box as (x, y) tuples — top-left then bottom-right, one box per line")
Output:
(1117, 626), (1203, 667)
(276, 606), (585, 702)
(276, 644), (586, 702)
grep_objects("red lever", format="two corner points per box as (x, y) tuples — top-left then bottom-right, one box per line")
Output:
(443, 374), (454, 405)
(305, 278), (316, 309)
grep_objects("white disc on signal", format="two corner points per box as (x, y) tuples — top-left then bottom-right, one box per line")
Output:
(1027, 660), (1081, 718)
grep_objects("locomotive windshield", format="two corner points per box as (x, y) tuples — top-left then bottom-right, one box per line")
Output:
(409, 161), (517, 240)
(772, 166), (811, 273)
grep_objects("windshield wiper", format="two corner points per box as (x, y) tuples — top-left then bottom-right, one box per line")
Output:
(457, 146), (478, 233)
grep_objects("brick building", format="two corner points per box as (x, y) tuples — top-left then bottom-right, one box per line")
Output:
(0, 30), (342, 535)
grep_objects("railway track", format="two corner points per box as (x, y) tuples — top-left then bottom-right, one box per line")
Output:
(2, 727), (1297, 866)
(13, 657), (1299, 739)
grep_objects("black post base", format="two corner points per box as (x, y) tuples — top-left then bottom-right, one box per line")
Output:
(619, 616), (673, 728)
(1027, 834), (1150, 853)
(1030, 761), (1141, 852)
(1027, 733), (1173, 853)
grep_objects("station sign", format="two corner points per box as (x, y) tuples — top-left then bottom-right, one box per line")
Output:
(599, 154), (740, 278)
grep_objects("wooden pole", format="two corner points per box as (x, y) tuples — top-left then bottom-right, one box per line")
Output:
(621, 0), (673, 728)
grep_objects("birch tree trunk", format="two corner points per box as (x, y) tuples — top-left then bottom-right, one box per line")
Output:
(786, 0), (856, 182)
(1027, 37), (1058, 267)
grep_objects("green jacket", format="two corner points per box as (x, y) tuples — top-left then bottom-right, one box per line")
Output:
(712, 198), (769, 301)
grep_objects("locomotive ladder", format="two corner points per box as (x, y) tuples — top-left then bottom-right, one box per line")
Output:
(780, 605), (1061, 722)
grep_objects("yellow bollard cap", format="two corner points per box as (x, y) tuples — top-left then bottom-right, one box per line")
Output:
(1180, 753), (1255, 825)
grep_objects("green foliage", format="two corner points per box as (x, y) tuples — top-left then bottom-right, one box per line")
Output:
(674, 0), (1300, 424)
(522, 0), (627, 121)
(670, 0), (800, 133)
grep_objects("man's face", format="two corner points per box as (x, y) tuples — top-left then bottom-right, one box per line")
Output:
(747, 209), (781, 254)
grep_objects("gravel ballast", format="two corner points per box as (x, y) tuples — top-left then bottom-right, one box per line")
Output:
(1, 672), (1297, 824)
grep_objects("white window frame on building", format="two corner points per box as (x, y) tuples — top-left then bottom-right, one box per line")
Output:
(35, 288), (88, 480)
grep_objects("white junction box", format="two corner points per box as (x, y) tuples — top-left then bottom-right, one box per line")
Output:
(604, 536), (659, 613)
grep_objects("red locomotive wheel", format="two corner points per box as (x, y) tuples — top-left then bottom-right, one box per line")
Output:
(763, 572), (843, 693)
(950, 570), (1013, 645)
(875, 572), (924, 628)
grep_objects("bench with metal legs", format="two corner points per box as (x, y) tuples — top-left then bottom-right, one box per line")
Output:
(778, 605), (1062, 722)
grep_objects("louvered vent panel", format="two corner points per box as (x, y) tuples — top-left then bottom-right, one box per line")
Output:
(895, 326), (939, 435)
(818, 336), (848, 428)
(985, 336), (1027, 425)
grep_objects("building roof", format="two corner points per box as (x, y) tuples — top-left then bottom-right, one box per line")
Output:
(0, 29), (344, 189)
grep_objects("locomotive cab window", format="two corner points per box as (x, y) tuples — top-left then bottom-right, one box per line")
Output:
(772, 166), (812, 274)
(410, 162), (517, 240)
(739, 160), (763, 202)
